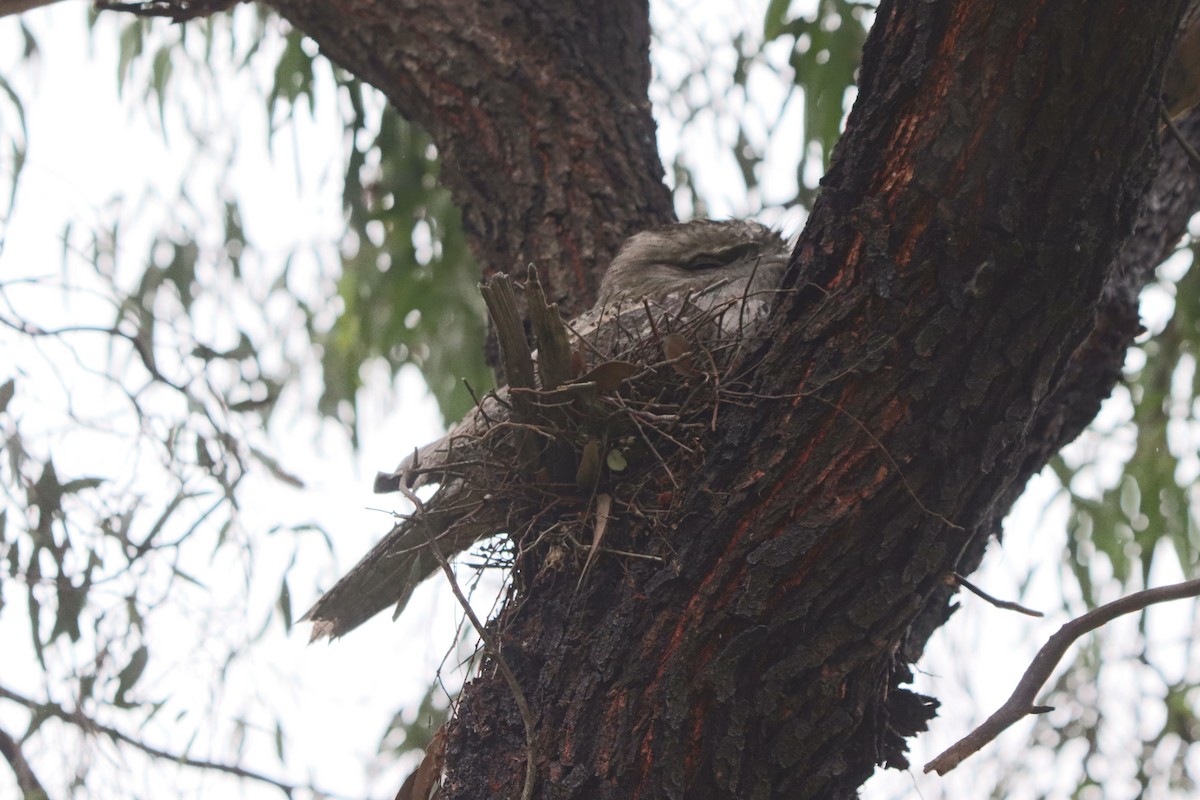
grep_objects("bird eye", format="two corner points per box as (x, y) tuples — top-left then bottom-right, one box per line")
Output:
(683, 256), (724, 271)
(681, 243), (757, 271)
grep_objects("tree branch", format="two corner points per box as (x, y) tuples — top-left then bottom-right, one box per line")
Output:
(0, 723), (50, 800)
(0, 684), (345, 799)
(953, 573), (1043, 618)
(93, 0), (238, 22)
(925, 577), (1200, 775)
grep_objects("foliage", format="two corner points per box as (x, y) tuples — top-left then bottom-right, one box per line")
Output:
(325, 75), (489, 431)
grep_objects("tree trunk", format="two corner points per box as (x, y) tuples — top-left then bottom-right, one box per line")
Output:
(262, 0), (1200, 796)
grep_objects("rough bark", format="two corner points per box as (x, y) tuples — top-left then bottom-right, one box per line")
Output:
(253, 0), (1200, 797)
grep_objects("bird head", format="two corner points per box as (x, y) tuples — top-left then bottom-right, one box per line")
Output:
(596, 219), (790, 307)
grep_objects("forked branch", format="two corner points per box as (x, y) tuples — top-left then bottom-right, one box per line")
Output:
(925, 577), (1200, 775)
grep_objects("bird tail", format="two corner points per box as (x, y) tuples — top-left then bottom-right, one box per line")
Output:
(300, 487), (503, 640)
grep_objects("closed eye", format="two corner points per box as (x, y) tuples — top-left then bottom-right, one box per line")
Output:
(680, 243), (757, 271)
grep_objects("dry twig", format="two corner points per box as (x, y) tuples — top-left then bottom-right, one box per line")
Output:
(925, 577), (1200, 775)
(1162, 105), (1200, 172)
(954, 573), (1043, 617)
(0, 683), (344, 798)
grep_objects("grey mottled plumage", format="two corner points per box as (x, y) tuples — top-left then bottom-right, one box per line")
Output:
(302, 220), (789, 639)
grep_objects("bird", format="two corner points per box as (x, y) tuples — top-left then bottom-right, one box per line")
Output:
(301, 219), (790, 640)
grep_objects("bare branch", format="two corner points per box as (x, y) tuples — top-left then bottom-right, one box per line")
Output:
(93, 0), (238, 22)
(925, 577), (1200, 775)
(0, 684), (345, 799)
(0, 722), (50, 800)
(954, 573), (1044, 618)
(1161, 105), (1200, 171)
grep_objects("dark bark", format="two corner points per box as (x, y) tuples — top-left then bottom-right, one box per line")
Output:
(254, 0), (1200, 797)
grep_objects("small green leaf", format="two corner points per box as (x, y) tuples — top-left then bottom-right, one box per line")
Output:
(51, 577), (85, 644)
(149, 46), (173, 134)
(115, 645), (149, 708)
(250, 447), (304, 489)
(277, 577), (292, 631)
(116, 20), (147, 97)
(606, 449), (629, 472)
(60, 477), (105, 495)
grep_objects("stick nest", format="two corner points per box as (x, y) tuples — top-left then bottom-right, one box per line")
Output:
(423, 266), (774, 600)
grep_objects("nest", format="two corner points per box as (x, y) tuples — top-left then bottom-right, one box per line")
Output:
(434, 266), (774, 597)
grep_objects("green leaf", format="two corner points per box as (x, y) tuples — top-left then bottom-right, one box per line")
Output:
(321, 94), (490, 432)
(277, 577), (292, 631)
(50, 577), (85, 644)
(162, 239), (199, 310)
(28, 574), (45, 669)
(31, 459), (62, 544)
(149, 46), (174, 134)
(116, 19), (148, 97)
(249, 446), (304, 489)
(267, 30), (316, 134)
(60, 477), (105, 495)
(114, 645), (149, 708)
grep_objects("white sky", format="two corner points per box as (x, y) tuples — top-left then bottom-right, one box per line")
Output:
(0, 2), (1196, 799)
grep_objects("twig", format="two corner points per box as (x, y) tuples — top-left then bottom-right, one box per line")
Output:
(396, 485), (538, 800)
(0, 314), (187, 391)
(925, 577), (1200, 775)
(593, 547), (665, 562)
(954, 573), (1043, 617)
(0, 684), (342, 798)
(623, 407), (680, 488)
(462, 379), (495, 426)
(576, 493), (613, 590)
(1162, 105), (1200, 172)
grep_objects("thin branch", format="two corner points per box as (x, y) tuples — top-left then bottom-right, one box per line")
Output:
(93, 0), (237, 22)
(925, 577), (1200, 775)
(0, 684), (344, 799)
(954, 573), (1043, 617)
(1162, 105), (1200, 172)
(0, 722), (50, 800)
(397, 484), (538, 800)
(0, 312), (187, 392)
